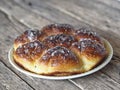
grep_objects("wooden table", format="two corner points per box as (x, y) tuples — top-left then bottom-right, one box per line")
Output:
(0, 0), (120, 90)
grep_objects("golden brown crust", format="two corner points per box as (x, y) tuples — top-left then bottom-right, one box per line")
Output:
(15, 41), (47, 61)
(13, 24), (107, 76)
(14, 29), (46, 50)
(41, 24), (74, 36)
(43, 34), (77, 48)
(73, 27), (103, 44)
(71, 39), (106, 57)
(40, 46), (78, 65)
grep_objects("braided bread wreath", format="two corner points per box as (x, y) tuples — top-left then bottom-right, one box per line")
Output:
(13, 24), (108, 76)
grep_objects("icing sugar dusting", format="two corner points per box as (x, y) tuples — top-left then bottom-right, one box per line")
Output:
(42, 46), (77, 60)
(16, 41), (45, 57)
(47, 46), (67, 57)
(44, 34), (75, 47)
(24, 29), (41, 41)
(75, 27), (97, 36)
(72, 38), (105, 54)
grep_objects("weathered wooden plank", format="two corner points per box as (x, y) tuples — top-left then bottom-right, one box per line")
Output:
(15, 0), (120, 34)
(8, 0), (120, 89)
(39, 0), (120, 87)
(0, 0), (50, 29)
(14, 0), (120, 55)
(0, 0), (119, 89)
(0, 61), (33, 90)
(34, 0), (120, 85)
(72, 72), (120, 90)
(92, 0), (120, 10)
(0, 27), (81, 90)
(101, 56), (120, 83)
(45, 0), (120, 34)
(0, 1), (81, 90)
(15, 0), (120, 69)
(13, 0), (88, 27)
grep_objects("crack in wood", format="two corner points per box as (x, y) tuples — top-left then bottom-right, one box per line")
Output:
(0, 8), (28, 29)
(100, 71), (120, 85)
(10, 0), (55, 24)
(0, 1), (84, 89)
(0, 8), (26, 34)
(0, 4), (82, 90)
(0, 59), (35, 90)
(93, 79), (114, 90)
(0, 0), (120, 89)
(68, 79), (84, 90)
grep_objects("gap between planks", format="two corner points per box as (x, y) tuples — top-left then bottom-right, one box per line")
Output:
(1, 0), (120, 89)
(0, 59), (35, 90)
(12, 1), (120, 89)
(2, 0), (120, 88)
(0, 8), (84, 90)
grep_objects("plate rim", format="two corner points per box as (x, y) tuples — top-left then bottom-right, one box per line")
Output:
(8, 38), (113, 80)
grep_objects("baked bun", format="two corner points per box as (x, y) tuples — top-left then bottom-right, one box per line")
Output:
(13, 24), (107, 76)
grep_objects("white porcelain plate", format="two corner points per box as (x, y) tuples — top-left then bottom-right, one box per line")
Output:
(8, 39), (113, 80)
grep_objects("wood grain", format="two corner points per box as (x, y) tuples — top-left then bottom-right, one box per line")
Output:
(46, 0), (120, 33)
(0, 0), (81, 90)
(0, 0), (120, 90)
(0, 61), (33, 90)
(13, 0), (120, 84)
